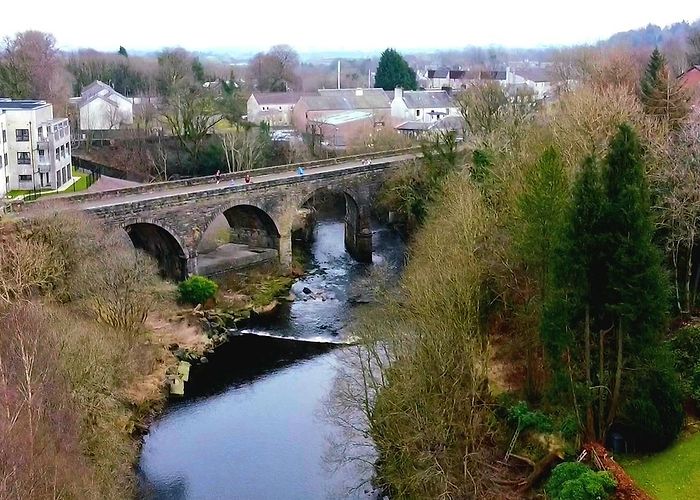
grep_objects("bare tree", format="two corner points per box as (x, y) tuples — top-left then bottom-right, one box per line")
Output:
(655, 118), (700, 314)
(218, 126), (264, 172)
(0, 31), (71, 109)
(248, 45), (301, 92)
(163, 86), (222, 160)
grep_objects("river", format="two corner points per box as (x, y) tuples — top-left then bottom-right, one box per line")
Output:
(137, 216), (406, 500)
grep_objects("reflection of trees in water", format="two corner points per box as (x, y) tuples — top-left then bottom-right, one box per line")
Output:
(321, 340), (391, 500)
(180, 335), (335, 401)
(138, 473), (188, 500)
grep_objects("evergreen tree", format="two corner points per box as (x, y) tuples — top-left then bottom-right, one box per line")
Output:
(118, 45), (128, 57)
(640, 48), (690, 127)
(515, 146), (568, 398)
(374, 48), (417, 91)
(640, 48), (665, 105)
(191, 57), (206, 84)
(543, 124), (674, 446)
(516, 146), (568, 298)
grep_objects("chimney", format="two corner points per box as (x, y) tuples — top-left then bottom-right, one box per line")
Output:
(395, 87), (403, 100)
(355, 88), (363, 96)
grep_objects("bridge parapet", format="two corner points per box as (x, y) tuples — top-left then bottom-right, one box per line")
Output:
(55, 147), (420, 205)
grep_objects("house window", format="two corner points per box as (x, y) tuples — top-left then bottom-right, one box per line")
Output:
(55, 148), (60, 160)
(19, 174), (32, 182)
(16, 128), (29, 142)
(17, 152), (31, 165)
(3, 153), (7, 166)
(1, 129), (6, 142)
(38, 149), (45, 159)
(38, 126), (43, 137)
(61, 145), (65, 158)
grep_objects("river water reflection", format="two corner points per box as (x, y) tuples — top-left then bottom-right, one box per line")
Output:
(138, 219), (405, 499)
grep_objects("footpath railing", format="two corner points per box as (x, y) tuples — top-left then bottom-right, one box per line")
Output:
(57, 146), (422, 204)
(21, 166), (102, 203)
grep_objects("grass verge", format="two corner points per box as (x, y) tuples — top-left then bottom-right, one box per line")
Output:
(621, 425), (700, 499)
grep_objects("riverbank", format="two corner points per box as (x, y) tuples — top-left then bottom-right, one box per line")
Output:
(138, 219), (407, 499)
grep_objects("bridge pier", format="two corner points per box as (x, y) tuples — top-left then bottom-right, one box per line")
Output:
(344, 199), (372, 263)
(279, 231), (293, 268)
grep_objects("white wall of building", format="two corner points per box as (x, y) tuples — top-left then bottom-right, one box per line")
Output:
(247, 95), (297, 126)
(79, 94), (133, 130)
(0, 102), (72, 193)
(391, 89), (458, 124)
(0, 113), (8, 197)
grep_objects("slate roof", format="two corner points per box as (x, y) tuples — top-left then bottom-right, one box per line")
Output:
(428, 69), (449, 79)
(78, 80), (130, 108)
(515, 68), (554, 83)
(0, 99), (49, 110)
(395, 116), (465, 132)
(303, 89), (390, 111)
(252, 91), (311, 106)
(400, 90), (454, 109)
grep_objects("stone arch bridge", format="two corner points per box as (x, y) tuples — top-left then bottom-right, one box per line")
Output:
(66, 153), (415, 279)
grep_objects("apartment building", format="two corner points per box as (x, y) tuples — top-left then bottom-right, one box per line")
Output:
(0, 99), (72, 195)
(0, 112), (8, 197)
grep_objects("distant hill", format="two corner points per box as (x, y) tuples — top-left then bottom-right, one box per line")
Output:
(600, 19), (700, 49)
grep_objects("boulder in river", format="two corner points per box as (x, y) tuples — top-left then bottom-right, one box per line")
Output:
(302, 286), (313, 295)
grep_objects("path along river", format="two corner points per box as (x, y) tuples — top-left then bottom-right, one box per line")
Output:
(138, 215), (406, 500)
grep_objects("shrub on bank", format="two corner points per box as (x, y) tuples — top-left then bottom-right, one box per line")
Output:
(545, 462), (616, 500)
(178, 275), (218, 305)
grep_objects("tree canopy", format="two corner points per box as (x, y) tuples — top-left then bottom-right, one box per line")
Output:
(374, 48), (417, 91)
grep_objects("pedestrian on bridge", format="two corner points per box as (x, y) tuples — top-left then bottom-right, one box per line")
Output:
(215, 170), (221, 184)
(297, 166), (305, 176)
(245, 173), (251, 184)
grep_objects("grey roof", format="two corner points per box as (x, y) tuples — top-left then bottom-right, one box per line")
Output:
(78, 80), (130, 108)
(481, 70), (507, 81)
(253, 91), (312, 106)
(448, 70), (465, 79)
(0, 99), (50, 110)
(428, 69), (449, 79)
(515, 68), (554, 83)
(400, 90), (454, 109)
(396, 121), (434, 131)
(302, 89), (390, 111)
(432, 116), (465, 131)
(396, 116), (465, 133)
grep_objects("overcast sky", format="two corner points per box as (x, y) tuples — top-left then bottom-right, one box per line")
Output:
(1, 1), (698, 54)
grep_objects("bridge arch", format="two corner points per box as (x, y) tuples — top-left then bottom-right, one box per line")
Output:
(298, 187), (372, 262)
(124, 219), (189, 281)
(221, 204), (281, 249)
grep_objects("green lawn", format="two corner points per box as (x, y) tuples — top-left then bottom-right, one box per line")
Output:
(621, 429), (700, 499)
(6, 168), (90, 200)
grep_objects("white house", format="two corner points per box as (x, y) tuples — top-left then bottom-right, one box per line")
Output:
(391, 88), (458, 124)
(247, 92), (309, 126)
(72, 80), (134, 131)
(508, 68), (554, 99)
(0, 99), (72, 193)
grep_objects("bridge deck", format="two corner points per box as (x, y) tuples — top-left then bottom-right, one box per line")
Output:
(67, 153), (416, 211)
